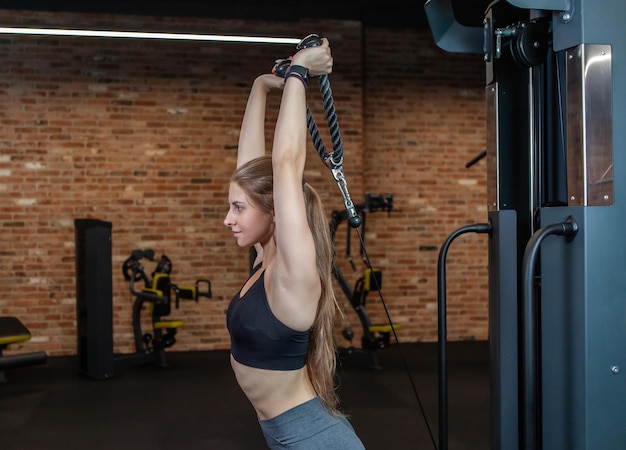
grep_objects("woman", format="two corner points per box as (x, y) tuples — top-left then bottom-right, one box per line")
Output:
(224, 38), (365, 449)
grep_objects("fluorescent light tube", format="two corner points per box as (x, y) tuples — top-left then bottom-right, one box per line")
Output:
(0, 26), (300, 44)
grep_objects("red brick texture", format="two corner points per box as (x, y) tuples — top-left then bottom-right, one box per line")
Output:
(0, 10), (487, 356)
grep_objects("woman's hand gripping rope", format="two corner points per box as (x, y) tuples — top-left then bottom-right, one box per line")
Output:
(272, 34), (361, 228)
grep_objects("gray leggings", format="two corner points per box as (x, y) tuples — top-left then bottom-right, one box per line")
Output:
(258, 397), (365, 449)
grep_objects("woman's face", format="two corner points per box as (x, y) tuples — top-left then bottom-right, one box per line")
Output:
(224, 182), (273, 248)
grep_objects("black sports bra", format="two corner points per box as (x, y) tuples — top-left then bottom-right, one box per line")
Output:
(226, 267), (310, 370)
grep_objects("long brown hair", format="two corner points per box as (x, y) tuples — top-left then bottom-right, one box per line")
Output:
(231, 155), (344, 416)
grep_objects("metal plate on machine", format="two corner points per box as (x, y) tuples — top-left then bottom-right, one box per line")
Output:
(566, 44), (613, 206)
(486, 84), (498, 211)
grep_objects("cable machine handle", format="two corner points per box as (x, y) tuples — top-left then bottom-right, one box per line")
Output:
(275, 34), (362, 228)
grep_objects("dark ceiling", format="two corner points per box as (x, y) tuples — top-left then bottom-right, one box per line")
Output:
(1, 0), (491, 30)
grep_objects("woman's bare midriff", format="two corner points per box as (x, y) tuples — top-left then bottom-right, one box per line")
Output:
(230, 354), (317, 420)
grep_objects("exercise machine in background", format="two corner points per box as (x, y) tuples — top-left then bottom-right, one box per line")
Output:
(118, 249), (212, 370)
(74, 218), (211, 380)
(331, 193), (398, 370)
(0, 316), (47, 383)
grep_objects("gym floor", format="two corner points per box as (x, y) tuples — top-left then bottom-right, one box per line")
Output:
(1, 341), (489, 450)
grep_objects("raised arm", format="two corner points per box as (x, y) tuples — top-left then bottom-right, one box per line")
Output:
(269, 38), (333, 325)
(237, 73), (285, 168)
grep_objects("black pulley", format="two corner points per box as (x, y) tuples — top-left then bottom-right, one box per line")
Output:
(122, 255), (143, 282)
(510, 19), (551, 68)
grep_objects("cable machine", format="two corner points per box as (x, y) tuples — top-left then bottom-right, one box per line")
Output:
(331, 193), (395, 370)
(426, 0), (626, 449)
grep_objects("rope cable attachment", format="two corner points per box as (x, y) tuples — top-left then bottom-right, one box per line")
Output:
(274, 35), (361, 228)
(274, 34), (438, 449)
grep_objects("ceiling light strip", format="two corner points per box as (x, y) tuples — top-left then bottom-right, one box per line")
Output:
(0, 27), (300, 44)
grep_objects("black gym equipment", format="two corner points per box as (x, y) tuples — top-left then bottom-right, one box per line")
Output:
(117, 249), (212, 370)
(331, 193), (398, 370)
(0, 316), (48, 384)
(426, 0), (626, 449)
(74, 218), (211, 380)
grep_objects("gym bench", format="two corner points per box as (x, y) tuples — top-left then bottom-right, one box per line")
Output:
(0, 316), (48, 383)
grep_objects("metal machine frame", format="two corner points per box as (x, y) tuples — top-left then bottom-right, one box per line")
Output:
(426, 1), (626, 448)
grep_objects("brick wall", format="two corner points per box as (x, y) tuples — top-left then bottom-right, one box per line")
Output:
(0, 10), (487, 357)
